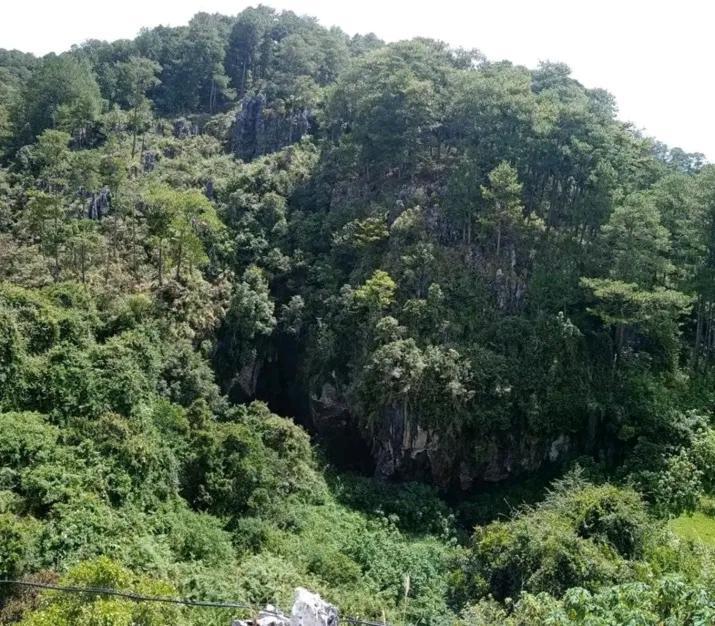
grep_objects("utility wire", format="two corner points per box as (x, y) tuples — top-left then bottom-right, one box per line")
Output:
(0, 580), (390, 626)
(342, 619), (393, 626)
(0, 579), (255, 610)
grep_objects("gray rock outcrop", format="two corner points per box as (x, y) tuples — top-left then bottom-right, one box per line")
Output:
(232, 588), (338, 626)
(231, 95), (312, 161)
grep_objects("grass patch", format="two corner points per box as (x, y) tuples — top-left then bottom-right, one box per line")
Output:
(669, 511), (715, 546)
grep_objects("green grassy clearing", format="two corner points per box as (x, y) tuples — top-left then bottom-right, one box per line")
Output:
(669, 509), (715, 546)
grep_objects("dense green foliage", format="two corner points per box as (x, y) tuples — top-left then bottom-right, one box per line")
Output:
(1, 6), (715, 625)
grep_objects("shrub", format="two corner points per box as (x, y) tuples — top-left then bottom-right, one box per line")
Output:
(0, 513), (40, 582)
(547, 480), (650, 559)
(182, 402), (325, 517)
(463, 511), (625, 601)
(17, 557), (188, 626)
(456, 478), (655, 602)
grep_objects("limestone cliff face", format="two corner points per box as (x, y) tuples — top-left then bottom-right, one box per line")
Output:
(231, 95), (312, 161)
(310, 382), (577, 489)
(370, 406), (575, 489)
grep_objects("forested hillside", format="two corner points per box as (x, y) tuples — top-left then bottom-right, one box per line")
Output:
(1, 7), (715, 625)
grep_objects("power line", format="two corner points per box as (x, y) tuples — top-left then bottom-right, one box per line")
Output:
(0, 579), (390, 626)
(0, 579), (256, 610)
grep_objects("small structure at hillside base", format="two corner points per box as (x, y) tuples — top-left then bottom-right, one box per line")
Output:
(233, 588), (338, 626)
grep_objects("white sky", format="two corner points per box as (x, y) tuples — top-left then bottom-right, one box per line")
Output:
(1, 0), (712, 160)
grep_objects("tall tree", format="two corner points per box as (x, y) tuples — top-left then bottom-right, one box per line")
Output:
(15, 54), (102, 146)
(115, 56), (161, 159)
(145, 185), (221, 284)
(24, 190), (67, 280)
(480, 161), (524, 260)
(226, 7), (271, 96)
(601, 193), (672, 288)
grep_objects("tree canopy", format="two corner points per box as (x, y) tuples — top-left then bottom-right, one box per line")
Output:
(0, 7), (714, 626)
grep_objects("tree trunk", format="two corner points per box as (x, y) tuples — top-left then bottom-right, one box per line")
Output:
(209, 78), (216, 113)
(130, 104), (139, 159)
(80, 244), (86, 284)
(613, 323), (625, 372)
(53, 217), (60, 281)
(131, 216), (138, 278)
(707, 302), (714, 366)
(240, 58), (248, 96)
(692, 295), (704, 370)
(175, 240), (183, 281)
(158, 241), (164, 286)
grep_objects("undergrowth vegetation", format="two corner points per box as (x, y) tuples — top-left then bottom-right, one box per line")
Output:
(1, 6), (715, 625)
